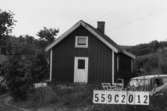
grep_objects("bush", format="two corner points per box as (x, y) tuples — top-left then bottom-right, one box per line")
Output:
(4, 55), (33, 101)
(0, 83), (7, 95)
(4, 52), (49, 101)
(31, 53), (49, 83)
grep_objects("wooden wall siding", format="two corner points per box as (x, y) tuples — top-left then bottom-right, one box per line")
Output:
(115, 53), (133, 86)
(119, 54), (132, 75)
(52, 26), (113, 83)
(114, 53), (118, 82)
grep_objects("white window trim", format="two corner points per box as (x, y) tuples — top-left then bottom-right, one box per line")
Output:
(75, 36), (88, 48)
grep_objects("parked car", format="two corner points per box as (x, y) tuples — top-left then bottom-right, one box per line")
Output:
(127, 74), (167, 94)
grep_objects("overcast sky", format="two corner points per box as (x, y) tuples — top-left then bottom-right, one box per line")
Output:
(1, 0), (167, 45)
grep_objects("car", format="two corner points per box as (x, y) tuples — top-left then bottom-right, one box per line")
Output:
(127, 74), (167, 94)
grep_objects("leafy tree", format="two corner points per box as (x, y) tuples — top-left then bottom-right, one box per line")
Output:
(4, 53), (49, 101)
(5, 35), (42, 55)
(3, 35), (49, 100)
(150, 40), (160, 52)
(0, 10), (15, 39)
(0, 9), (49, 100)
(31, 52), (49, 83)
(4, 55), (33, 101)
(0, 10), (16, 56)
(37, 27), (59, 42)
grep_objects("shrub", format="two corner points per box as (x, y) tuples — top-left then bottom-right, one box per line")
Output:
(31, 52), (49, 83)
(4, 52), (49, 101)
(4, 55), (33, 101)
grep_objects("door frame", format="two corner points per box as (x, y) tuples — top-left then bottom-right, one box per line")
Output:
(74, 56), (89, 83)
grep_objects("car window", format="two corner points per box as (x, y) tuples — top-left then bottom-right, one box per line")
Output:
(162, 78), (167, 84)
(154, 78), (163, 87)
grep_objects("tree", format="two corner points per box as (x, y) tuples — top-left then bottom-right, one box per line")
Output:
(150, 40), (160, 52)
(0, 10), (16, 54)
(3, 35), (49, 100)
(31, 52), (49, 83)
(4, 55), (33, 100)
(4, 53), (49, 101)
(37, 27), (59, 42)
(0, 10), (15, 39)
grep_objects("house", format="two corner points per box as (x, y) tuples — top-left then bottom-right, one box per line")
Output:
(45, 20), (136, 86)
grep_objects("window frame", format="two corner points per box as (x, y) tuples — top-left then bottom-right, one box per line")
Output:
(78, 59), (85, 69)
(75, 36), (88, 48)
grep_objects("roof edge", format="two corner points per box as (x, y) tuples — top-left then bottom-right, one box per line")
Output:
(45, 20), (83, 51)
(45, 20), (119, 53)
(122, 50), (136, 59)
(45, 20), (135, 59)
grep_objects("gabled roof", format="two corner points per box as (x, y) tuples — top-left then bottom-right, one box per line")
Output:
(45, 20), (136, 59)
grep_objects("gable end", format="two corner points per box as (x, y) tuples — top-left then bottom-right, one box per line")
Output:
(45, 20), (118, 53)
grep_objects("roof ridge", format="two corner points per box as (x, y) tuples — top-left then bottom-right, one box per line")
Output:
(82, 21), (122, 50)
(80, 20), (135, 58)
(45, 20), (136, 59)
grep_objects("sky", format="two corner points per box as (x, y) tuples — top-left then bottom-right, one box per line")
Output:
(1, 0), (167, 45)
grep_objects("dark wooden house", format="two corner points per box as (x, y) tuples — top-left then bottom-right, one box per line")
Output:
(45, 20), (136, 85)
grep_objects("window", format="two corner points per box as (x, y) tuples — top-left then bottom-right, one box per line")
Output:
(75, 36), (88, 48)
(78, 59), (85, 69)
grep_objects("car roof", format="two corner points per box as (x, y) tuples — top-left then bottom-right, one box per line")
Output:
(131, 74), (167, 80)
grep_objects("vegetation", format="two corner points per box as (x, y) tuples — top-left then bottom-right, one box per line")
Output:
(0, 10), (52, 100)
(4, 53), (49, 101)
(1, 8), (167, 111)
(0, 10), (15, 38)
(2, 36), (50, 101)
(37, 27), (59, 42)
(8, 84), (167, 111)
(124, 40), (162, 56)
(124, 40), (167, 75)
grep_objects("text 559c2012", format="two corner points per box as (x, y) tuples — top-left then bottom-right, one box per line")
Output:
(93, 90), (149, 105)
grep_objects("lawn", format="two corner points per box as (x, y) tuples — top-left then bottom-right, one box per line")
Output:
(7, 83), (167, 111)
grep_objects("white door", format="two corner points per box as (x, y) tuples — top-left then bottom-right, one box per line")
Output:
(74, 57), (88, 83)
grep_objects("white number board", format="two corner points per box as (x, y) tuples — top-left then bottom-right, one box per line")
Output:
(93, 90), (149, 105)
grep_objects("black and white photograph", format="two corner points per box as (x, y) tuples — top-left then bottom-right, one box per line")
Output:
(0, 0), (167, 111)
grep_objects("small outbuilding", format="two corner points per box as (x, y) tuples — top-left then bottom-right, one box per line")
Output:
(45, 20), (136, 85)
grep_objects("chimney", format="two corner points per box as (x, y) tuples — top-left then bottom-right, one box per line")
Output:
(97, 21), (105, 34)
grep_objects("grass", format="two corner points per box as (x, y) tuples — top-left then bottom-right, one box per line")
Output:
(8, 83), (167, 111)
